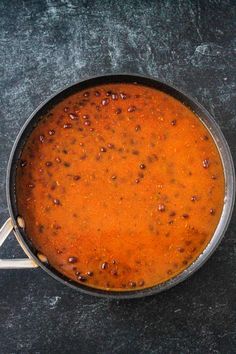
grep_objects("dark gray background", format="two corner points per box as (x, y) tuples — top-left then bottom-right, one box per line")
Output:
(0, 1), (235, 353)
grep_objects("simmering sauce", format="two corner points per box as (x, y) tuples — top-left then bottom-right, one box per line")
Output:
(16, 83), (225, 291)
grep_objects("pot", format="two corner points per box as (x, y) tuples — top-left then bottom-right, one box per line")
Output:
(0, 74), (235, 298)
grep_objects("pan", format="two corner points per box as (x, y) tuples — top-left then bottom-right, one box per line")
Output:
(0, 74), (235, 298)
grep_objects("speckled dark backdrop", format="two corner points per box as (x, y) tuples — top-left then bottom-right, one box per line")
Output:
(0, 1), (235, 353)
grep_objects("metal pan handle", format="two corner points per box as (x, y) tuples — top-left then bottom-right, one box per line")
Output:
(0, 218), (38, 269)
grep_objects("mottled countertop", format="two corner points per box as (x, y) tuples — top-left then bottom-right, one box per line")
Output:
(0, 1), (235, 353)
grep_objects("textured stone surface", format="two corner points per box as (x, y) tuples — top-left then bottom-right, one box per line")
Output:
(0, 1), (235, 353)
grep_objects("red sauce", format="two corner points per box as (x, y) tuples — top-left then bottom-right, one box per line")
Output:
(16, 83), (225, 291)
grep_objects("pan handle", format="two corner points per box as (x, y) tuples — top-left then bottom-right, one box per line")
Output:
(0, 218), (38, 269)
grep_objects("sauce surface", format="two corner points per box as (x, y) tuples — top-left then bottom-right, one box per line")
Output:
(16, 83), (225, 291)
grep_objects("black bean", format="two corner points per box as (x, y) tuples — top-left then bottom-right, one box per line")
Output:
(20, 160), (27, 167)
(73, 175), (81, 181)
(158, 204), (165, 212)
(53, 224), (61, 230)
(120, 92), (127, 99)
(135, 178), (140, 184)
(191, 195), (197, 202)
(87, 271), (93, 276)
(210, 208), (215, 215)
(171, 120), (177, 126)
(69, 113), (78, 120)
(115, 108), (122, 114)
(38, 224), (44, 233)
(101, 262), (108, 270)
(106, 91), (112, 96)
(45, 161), (52, 167)
(53, 199), (60, 205)
(203, 159), (210, 168)
(78, 101), (84, 107)
(48, 129), (55, 136)
(111, 270), (118, 276)
(28, 183), (35, 188)
(68, 257), (78, 263)
(101, 98), (109, 106)
(135, 125), (141, 131)
(182, 213), (189, 219)
(64, 123), (72, 129)
(111, 175), (117, 180)
(127, 106), (136, 113)
(111, 93), (118, 100)
(178, 247), (185, 253)
(147, 154), (158, 163)
(129, 281), (136, 288)
(107, 143), (115, 149)
(39, 135), (45, 143)
(64, 107), (69, 112)
(84, 120), (91, 126)
(82, 114), (89, 120)
(169, 211), (176, 217)
(55, 157), (61, 163)
(77, 275), (87, 282)
(139, 163), (146, 169)
(211, 175), (217, 180)
(71, 138), (77, 145)
(130, 138), (136, 145)
(100, 147), (107, 152)
(80, 154), (87, 160)
(138, 280), (145, 286)
(83, 91), (90, 97)
(64, 162), (70, 167)
(132, 150), (139, 155)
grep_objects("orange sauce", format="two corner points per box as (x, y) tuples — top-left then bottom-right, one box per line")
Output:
(16, 83), (225, 290)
